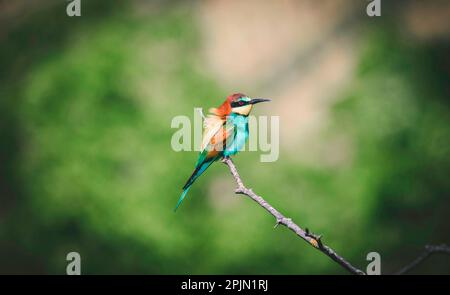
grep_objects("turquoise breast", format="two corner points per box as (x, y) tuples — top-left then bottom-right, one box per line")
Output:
(224, 113), (249, 156)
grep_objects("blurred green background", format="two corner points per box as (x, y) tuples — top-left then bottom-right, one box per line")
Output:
(0, 0), (449, 274)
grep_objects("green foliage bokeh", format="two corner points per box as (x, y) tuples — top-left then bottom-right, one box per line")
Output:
(0, 1), (449, 274)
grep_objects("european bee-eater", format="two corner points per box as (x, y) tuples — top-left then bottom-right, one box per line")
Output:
(175, 93), (270, 211)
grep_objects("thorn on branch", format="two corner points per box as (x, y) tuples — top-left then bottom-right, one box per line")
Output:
(274, 217), (288, 228)
(235, 188), (245, 194)
(274, 220), (281, 229)
(305, 228), (324, 248)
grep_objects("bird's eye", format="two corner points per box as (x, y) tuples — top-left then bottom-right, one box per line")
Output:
(239, 101), (244, 106)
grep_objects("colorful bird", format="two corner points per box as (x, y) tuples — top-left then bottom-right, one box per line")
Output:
(175, 93), (270, 211)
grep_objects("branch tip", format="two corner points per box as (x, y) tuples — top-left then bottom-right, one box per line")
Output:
(395, 243), (450, 275)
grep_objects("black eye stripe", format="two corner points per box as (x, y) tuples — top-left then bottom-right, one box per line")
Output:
(231, 101), (248, 107)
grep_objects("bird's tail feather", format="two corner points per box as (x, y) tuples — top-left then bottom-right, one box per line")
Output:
(175, 157), (218, 211)
(174, 186), (191, 212)
(182, 165), (201, 190)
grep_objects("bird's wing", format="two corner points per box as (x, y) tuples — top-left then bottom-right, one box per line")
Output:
(196, 118), (235, 166)
(200, 114), (226, 151)
(207, 121), (235, 152)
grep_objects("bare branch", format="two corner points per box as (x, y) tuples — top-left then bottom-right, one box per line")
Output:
(222, 157), (365, 275)
(395, 244), (450, 275)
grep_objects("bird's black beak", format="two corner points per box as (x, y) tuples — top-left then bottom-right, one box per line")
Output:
(249, 98), (271, 105)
